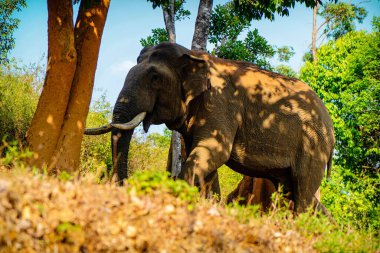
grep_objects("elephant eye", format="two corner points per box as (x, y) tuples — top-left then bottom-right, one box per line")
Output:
(148, 66), (161, 85)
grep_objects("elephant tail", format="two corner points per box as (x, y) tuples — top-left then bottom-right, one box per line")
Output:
(326, 150), (333, 179)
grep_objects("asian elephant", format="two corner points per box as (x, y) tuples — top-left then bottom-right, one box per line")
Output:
(85, 42), (335, 212)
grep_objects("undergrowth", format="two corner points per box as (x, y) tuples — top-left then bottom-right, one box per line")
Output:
(0, 140), (379, 252)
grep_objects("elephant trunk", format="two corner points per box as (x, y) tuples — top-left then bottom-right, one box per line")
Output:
(111, 100), (146, 185)
(111, 128), (133, 185)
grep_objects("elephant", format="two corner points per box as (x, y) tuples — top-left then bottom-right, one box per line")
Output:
(85, 42), (335, 213)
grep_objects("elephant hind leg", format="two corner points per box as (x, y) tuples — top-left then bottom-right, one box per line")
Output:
(291, 155), (325, 213)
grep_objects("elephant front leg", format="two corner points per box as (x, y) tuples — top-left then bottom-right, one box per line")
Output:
(181, 135), (233, 198)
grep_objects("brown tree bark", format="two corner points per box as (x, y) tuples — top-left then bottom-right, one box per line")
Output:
(312, 1), (319, 62)
(49, 0), (110, 173)
(27, 0), (110, 173)
(163, 0), (176, 43)
(161, 0), (183, 177)
(27, 0), (77, 169)
(192, 0), (213, 51)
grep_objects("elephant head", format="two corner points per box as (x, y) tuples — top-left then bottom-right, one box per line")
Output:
(85, 42), (210, 184)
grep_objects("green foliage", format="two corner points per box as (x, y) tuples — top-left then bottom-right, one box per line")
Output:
(213, 30), (275, 69)
(319, 1), (367, 40)
(321, 166), (380, 231)
(146, 0), (190, 21)
(209, 3), (250, 46)
(81, 93), (113, 176)
(209, 3), (276, 69)
(141, 0), (190, 47)
(276, 46), (295, 62)
(300, 23), (380, 230)
(0, 0), (26, 64)
(0, 60), (42, 143)
(58, 170), (74, 182)
(127, 170), (199, 203)
(146, 128), (171, 149)
(140, 28), (169, 47)
(274, 64), (298, 78)
(209, 3), (297, 74)
(0, 138), (33, 168)
(300, 27), (379, 175)
(217, 165), (243, 201)
(82, 94), (171, 179)
(127, 128), (170, 176)
(232, 0), (318, 21)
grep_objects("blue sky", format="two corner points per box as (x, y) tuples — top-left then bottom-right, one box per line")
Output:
(10, 0), (380, 132)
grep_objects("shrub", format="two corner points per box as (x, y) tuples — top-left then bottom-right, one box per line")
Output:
(0, 60), (42, 143)
(81, 93), (113, 177)
(321, 165), (380, 231)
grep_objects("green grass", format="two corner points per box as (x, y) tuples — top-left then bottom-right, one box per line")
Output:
(217, 165), (243, 201)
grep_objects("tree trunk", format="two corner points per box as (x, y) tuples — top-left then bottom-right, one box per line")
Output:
(192, 0), (213, 51)
(26, 0), (77, 169)
(49, 0), (110, 173)
(163, 0), (176, 43)
(27, 0), (110, 174)
(161, 0), (183, 177)
(312, 2), (319, 62)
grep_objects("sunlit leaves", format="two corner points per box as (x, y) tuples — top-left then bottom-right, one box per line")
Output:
(146, 0), (190, 21)
(232, 0), (318, 21)
(140, 28), (169, 47)
(0, 60), (42, 142)
(319, 2), (367, 41)
(300, 24), (380, 176)
(0, 0), (26, 64)
(209, 3), (275, 69)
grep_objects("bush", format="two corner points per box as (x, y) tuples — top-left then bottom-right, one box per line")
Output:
(81, 95), (171, 179)
(81, 93), (113, 178)
(300, 21), (380, 231)
(321, 166), (380, 231)
(0, 60), (42, 143)
(127, 128), (170, 176)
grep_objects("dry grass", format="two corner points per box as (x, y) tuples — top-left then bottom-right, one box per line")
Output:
(0, 169), (320, 253)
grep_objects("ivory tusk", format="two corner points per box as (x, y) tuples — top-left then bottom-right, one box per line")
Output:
(84, 124), (112, 135)
(111, 112), (147, 130)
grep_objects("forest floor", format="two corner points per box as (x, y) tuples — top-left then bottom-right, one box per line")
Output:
(0, 168), (378, 253)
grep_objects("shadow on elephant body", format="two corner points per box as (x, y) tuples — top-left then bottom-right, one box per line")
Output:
(85, 42), (335, 214)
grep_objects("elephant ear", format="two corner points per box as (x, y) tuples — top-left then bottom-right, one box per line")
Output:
(180, 53), (211, 105)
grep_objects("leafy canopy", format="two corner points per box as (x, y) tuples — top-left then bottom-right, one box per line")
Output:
(319, 1), (367, 41)
(0, 0), (26, 64)
(209, 2), (296, 76)
(232, 0), (319, 21)
(140, 28), (169, 47)
(300, 18), (380, 177)
(146, 0), (190, 21)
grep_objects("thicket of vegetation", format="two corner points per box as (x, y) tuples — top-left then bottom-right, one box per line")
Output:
(300, 18), (380, 230)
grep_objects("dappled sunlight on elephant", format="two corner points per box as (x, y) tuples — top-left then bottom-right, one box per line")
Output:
(85, 42), (335, 213)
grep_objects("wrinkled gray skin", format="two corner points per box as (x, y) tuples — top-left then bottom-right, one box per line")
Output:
(110, 42), (335, 212)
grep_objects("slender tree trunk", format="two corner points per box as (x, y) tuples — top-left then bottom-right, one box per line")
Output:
(27, 0), (77, 169)
(162, 0), (182, 177)
(192, 0), (213, 51)
(27, 0), (110, 173)
(312, 2), (319, 62)
(49, 0), (110, 173)
(163, 0), (176, 43)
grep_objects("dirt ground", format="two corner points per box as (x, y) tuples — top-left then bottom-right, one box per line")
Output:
(0, 171), (316, 253)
